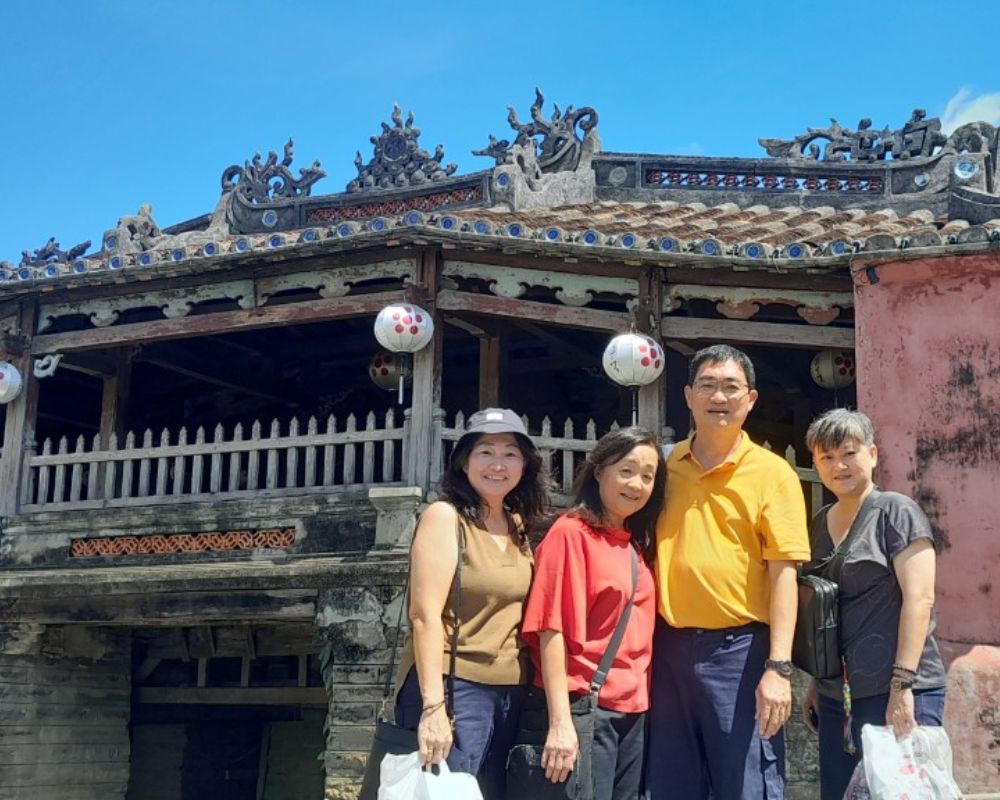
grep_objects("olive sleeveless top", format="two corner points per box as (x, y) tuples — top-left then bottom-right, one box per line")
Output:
(396, 516), (534, 687)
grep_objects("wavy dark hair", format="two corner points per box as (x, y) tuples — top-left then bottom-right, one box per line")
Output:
(569, 426), (666, 560)
(438, 431), (549, 550)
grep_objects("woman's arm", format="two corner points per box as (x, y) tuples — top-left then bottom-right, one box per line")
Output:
(408, 501), (460, 766)
(538, 630), (578, 784)
(886, 538), (936, 736)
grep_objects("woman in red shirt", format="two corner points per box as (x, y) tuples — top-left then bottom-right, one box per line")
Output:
(519, 427), (666, 800)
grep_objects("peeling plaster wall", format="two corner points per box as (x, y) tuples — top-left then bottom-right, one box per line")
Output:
(855, 253), (1000, 642)
(855, 252), (1000, 793)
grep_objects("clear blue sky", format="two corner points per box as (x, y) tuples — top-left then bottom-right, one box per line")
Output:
(2, 0), (997, 264)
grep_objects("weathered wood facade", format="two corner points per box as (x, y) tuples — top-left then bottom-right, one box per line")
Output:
(1, 97), (998, 797)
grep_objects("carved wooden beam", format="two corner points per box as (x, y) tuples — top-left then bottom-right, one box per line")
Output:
(31, 292), (401, 355)
(437, 290), (628, 332)
(661, 316), (854, 349)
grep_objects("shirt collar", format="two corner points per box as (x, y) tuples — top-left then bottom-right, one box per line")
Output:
(676, 431), (754, 471)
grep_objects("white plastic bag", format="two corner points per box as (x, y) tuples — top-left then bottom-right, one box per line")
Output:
(844, 760), (871, 800)
(378, 751), (484, 800)
(860, 725), (962, 800)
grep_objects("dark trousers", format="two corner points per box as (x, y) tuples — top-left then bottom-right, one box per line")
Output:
(395, 667), (525, 800)
(817, 686), (946, 800)
(646, 618), (784, 800)
(517, 687), (646, 800)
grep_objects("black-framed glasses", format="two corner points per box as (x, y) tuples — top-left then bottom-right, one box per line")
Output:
(691, 380), (749, 398)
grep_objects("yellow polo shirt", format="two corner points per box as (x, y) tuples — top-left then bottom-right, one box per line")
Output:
(655, 434), (810, 629)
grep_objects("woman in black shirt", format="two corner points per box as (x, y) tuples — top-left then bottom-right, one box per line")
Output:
(800, 408), (946, 800)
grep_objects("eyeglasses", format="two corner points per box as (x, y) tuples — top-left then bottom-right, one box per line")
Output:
(691, 380), (749, 398)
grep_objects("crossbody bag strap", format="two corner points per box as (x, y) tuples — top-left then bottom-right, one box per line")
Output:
(826, 489), (880, 583)
(590, 545), (639, 695)
(446, 516), (464, 719)
(379, 568), (410, 717)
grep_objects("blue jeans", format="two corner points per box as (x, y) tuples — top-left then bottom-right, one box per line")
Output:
(817, 686), (946, 800)
(646, 618), (784, 800)
(395, 667), (525, 800)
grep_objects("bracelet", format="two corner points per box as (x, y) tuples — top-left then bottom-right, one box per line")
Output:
(892, 664), (917, 677)
(421, 700), (446, 716)
(890, 676), (915, 691)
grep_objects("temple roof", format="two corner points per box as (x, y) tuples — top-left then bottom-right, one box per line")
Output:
(3, 94), (998, 291)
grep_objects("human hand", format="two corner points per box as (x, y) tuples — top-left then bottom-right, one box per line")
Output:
(542, 718), (578, 783)
(756, 669), (792, 738)
(886, 687), (917, 738)
(802, 678), (820, 734)
(417, 704), (453, 767)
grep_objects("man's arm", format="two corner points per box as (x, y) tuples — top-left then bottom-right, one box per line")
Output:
(755, 560), (797, 738)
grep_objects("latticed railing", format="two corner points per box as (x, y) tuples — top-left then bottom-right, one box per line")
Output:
(23, 411), (406, 510)
(17, 408), (825, 516)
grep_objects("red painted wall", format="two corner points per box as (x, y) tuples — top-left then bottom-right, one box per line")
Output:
(854, 252), (1000, 791)
(855, 253), (1000, 643)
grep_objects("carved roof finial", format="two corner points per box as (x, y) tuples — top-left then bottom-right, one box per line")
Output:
(346, 105), (457, 193)
(220, 139), (325, 201)
(475, 88), (599, 173)
(759, 109), (948, 161)
(19, 237), (92, 267)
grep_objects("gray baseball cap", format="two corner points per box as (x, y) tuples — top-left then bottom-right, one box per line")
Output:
(463, 408), (530, 438)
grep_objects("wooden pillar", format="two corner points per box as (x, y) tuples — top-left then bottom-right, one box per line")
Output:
(406, 249), (443, 491)
(99, 347), (135, 445)
(0, 300), (39, 516)
(478, 333), (501, 408)
(636, 269), (667, 435)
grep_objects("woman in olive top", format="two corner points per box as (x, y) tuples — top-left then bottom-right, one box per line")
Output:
(393, 408), (549, 800)
(800, 409), (946, 800)
(520, 427), (666, 800)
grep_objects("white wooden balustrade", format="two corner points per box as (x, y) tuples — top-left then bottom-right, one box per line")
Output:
(22, 410), (406, 510)
(17, 409), (826, 515)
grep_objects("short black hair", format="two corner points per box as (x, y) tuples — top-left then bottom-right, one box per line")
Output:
(687, 344), (756, 389)
(806, 408), (876, 451)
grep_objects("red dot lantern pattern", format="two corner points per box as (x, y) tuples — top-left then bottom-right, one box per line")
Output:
(368, 351), (413, 392)
(602, 333), (665, 387)
(0, 361), (23, 404)
(810, 350), (856, 389)
(374, 304), (434, 353)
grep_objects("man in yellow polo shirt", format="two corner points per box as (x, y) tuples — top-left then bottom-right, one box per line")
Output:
(646, 345), (809, 800)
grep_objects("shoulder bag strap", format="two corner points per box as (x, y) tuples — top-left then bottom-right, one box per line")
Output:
(380, 569), (410, 717)
(590, 545), (639, 695)
(827, 489), (880, 583)
(446, 516), (464, 719)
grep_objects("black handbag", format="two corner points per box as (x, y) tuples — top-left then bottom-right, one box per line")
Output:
(792, 492), (877, 679)
(356, 518), (464, 800)
(506, 546), (639, 800)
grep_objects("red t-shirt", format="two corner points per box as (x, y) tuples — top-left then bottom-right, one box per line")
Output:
(521, 514), (656, 713)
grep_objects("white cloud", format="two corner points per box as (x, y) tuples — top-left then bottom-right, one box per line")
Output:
(940, 87), (1000, 133)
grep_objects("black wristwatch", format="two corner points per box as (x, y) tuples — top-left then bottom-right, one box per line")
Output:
(764, 659), (794, 679)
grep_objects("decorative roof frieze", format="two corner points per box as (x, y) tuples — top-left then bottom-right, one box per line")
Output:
(759, 108), (953, 161)
(20, 237), (92, 268)
(347, 104), (457, 193)
(221, 139), (325, 201)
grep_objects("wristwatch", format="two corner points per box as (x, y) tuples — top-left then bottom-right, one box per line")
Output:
(764, 659), (794, 678)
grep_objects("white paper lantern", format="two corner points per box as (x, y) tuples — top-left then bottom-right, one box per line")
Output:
(368, 351), (412, 392)
(810, 350), (856, 389)
(0, 361), (23, 404)
(602, 333), (665, 387)
(373, 303), (434, 353)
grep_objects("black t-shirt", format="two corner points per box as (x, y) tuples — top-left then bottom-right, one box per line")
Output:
(808, 489), (946, 700)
